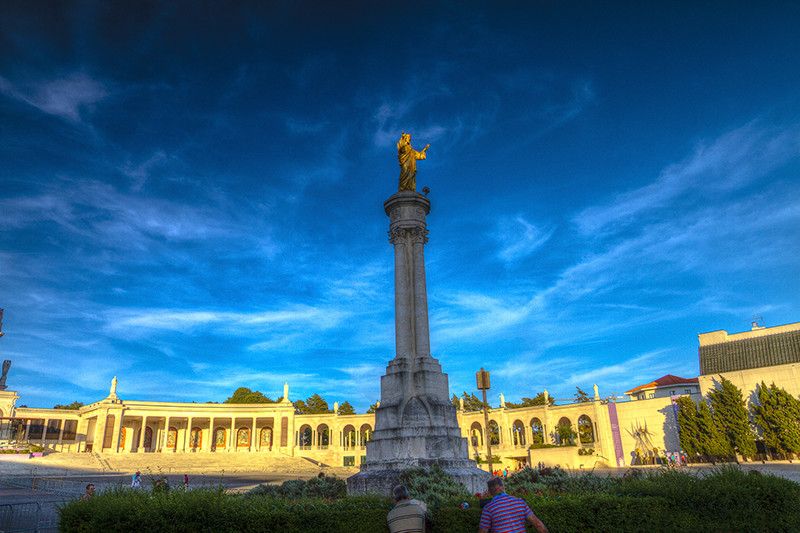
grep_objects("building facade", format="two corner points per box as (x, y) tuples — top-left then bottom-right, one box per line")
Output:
(0, 377), (685, 470)
(698, 321), (800, 399)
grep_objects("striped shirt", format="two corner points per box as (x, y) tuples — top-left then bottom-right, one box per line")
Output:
(387, 499), (427, 533)
(479, 492), (534, 533)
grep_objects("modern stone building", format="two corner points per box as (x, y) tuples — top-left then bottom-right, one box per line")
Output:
(698, 321), (800, 399)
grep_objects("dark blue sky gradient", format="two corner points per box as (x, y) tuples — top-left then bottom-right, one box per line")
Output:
(1, 2), (799, 409)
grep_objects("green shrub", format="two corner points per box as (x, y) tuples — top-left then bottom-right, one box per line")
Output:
(247, 474), (346, 499)
(61, 466), (800, 532)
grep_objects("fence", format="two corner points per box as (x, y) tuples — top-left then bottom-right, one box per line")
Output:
(0, 501), (64, 533)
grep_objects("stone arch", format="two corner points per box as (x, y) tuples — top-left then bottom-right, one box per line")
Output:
(512, 419), (526, 447)
(359, 423), (372, 445)
(317, 424), (330, 447)
(213, 427), (227, 450)
(342, 424), (356, 449)
(555, 417), (574, 446)
(578, 414), (595, 444)
(144, 426), (153, 449)
(298, 424), (312, 447)
(470, 421), (484, 448)
(530, 417), (544, 445)
(488, 420), (501, 446)
(236, 426), (251, 448)
(259, 427), (273, 449)
(167, 426), (178, 449)
(190, 427), (202, 450)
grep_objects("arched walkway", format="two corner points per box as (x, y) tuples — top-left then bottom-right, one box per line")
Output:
(470, 421), (484, 448)
(488, 420), (501, 446)
(317, 424), (330, 448)
(555, 417), (574, 446)
(342, 424), (356, 449)
(530, 417), (544, 445)
(359, 424), (372, 446)
(512, 419), (526, 447)
(298, 424), (312, 448)
(578, 415), (595, 444)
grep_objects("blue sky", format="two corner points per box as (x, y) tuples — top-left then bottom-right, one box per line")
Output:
(1, 2), (799, 410)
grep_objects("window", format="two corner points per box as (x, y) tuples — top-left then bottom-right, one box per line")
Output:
(46, 420), (61, 439)
(62, 420), (78, 440)
(647, 393), (654, 399)
(684, 388), (692, 394)
(343, 456), (355, 466)
(360, 455), (367, 465)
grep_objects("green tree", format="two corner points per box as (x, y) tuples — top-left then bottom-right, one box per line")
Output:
(752, 382), (800, 458)
(451, 392), (488, 411)
(555, 420), (576, 446)
(366, 402), (379, 414)
(708, 377), (757, 459)
(337, 401), (356, 415)
(676, 396), (700, 458)
(54, 401), (84, 410)
(697, 401), (732, 460)
(574, 387), (592, 403)
(294, 394), (332, 414)
(505, 392), (555, 408)
(224, 387), (275, 404)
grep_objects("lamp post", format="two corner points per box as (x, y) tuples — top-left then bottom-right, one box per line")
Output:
(476, 368), (493, 475)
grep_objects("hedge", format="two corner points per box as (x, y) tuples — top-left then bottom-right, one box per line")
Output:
(60, 467), (800, 532)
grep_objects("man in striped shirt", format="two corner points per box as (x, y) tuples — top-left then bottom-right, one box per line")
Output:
(478, 477), (548, 533)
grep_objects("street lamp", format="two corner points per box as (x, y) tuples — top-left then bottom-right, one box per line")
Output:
(476, 368), (494, 475)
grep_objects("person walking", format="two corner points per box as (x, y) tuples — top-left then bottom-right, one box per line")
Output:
(478, 477), (548, 533)
(131, 471), (142, 489)
(387, 484), (428, 533)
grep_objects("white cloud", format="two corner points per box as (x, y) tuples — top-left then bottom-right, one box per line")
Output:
(575, 122), (800, 235)
(494, 215), (554, 262)
(0, 73), (107, 122)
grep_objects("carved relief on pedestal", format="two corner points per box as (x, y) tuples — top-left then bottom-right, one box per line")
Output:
(389, 226), (429, 245)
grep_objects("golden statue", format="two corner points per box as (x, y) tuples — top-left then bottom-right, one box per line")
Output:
(397, 132), (429, 192)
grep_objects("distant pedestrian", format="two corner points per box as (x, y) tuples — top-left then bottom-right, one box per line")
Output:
(82, 483), (95, 500)
(478, 477), (548, 533)
(387, 484), (428, 533)
(503, 467), (508, 478)
(131, 471), (142, 489)
(183, 473), (189, 489)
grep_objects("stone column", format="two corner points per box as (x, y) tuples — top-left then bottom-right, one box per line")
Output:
(41, 418), (49, 445)
(23, 419), (31, 441)
(57, 419), (65, 445)
(206, 417), (214, 452)
(139, 417), (147, 452)
(163, 417), (171, 452)
(273, 417), (282, 454)
(229, 418), (235, 452)
(110, 413), (122, 453)
(186, 417), (193, 452)
(411, 235), (430, 357)
(251, 417), (257, 452)
(392, 233), (414, 358)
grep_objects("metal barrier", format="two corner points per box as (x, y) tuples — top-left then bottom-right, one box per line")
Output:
(0, 501), (62, 533)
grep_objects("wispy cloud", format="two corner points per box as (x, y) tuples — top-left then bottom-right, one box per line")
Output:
(106, 306), (349, 333)
(0, 72), (107, 122)
(575, 122), (800, 235)
(494, 215), (554, 262)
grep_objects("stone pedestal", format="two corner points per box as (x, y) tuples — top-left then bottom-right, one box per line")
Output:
(347, 191), (489, 495)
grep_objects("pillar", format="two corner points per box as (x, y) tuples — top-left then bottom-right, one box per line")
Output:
(411, 236), (430, 356)
(41, 418), (49, 445)
(185, 417), (193, 452)
(229, 418), (235, 452)
(57, 419), (65, 445)
(110, 413), (122, 453)
(163, 417), (171, 452)
(23, 419), (31, 441)
(76, 417), (89, 452)
(273, 417), (282, 454)
(251, 417), (257, 452)
(392, 233), (413, 358)
(205, 417), (214, 452)
(139, 417), (147, 452)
